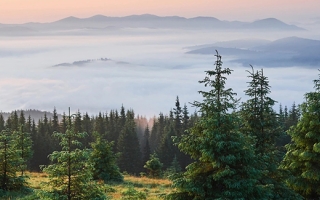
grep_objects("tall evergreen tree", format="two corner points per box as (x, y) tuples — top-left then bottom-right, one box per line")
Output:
(82, 112), (93, 147)
(0, 114), (4, 131)
(52, 107), (60, 133)
(281, 73), (320, 199)
(25, 115), (32, 133)
(167, 52), (268, 199)
(39, 109), (105, 200)
(0, 129), (26, 191)
(117, 110), (142, 174)
(158, 122), (176, 169)
(142, 125), (151, 166)
(60, 113), (68, 134)
(240, 67), (300, 199)
(11, 111), (19, 131)
(174, 96), (182, 137)
(14, 126), (33, 176)
(18, 111), (26, 127)
(94, 112), (105, 137)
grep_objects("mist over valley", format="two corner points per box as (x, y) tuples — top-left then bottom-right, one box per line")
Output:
(0, 14), (319, 116)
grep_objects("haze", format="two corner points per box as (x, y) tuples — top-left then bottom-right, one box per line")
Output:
(0, 1), (320, 116)
(1, 0), (320, 24)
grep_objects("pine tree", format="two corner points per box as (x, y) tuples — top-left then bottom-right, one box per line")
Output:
(25, 115), (32, 133)
(281, 73), (320, 199)
(0, 129), (26, 191)
(240, 67), (300, 199)
(142, 126), (151, 166)
(11, 111), (19, 131)
(117, 110), (142, 174)
(0, 114), (4, 131)
(167, 51), (268, 199)
(39, 109), (106, 199)
(52, 107), (60, 133)
(60, 112), (68, 134)
(90, 134), (123, 183)
(158, 122), (176, 169)
(144, 153), (163, 178)
(14, 125), (33, 176)
(18, 111), (26, 127)
(82, 112), (93, 147)
(94, 112), (106, 137)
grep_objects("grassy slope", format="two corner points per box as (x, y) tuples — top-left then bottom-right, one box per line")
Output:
(2, 172), (173, 199)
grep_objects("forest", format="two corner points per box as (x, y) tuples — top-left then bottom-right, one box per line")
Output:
(0, 52), (319, 199)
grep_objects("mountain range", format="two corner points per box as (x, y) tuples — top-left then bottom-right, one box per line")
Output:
(186, 36), (320, 67)
(0, 14), (304, 35)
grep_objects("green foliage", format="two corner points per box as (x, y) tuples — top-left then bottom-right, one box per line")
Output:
(14, 126), (33, 176)
(121, 185), (147, 200)
(0, 129), (27, 192)
(281, 73), (320, 199)
(167, 52), (269, 199)
(240, 67), (301, 199)
(90, 135), (123, 182)
(39, 111), (106, 200)
(117, 110), (142, 174)
(163, 155), (181, 178)
(144, 153), (163, 178)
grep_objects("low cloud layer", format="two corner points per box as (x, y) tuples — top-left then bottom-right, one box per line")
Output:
(0, 28), (318, 116)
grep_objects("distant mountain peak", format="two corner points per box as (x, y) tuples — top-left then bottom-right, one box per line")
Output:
(55, 16), (81, 23)
(242, 18), (304, 30)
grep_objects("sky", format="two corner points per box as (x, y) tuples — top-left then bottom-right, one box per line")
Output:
(1, 0), (319, 24)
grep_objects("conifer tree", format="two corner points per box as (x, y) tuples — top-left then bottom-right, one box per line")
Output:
(0, 115), (4, 131)
(117, 110), (142, 174)
(142, 126), (151, 166)
(0, 129), (25, 191)
(39, 109), (106, 200)
(11, 111), (19, 131)
(60, 113), (68, 134)
(82, 112), (93, 147)
(158, 122), (176, 169)
(94, 112), (106, 137)
(25, 115), (32, 133)
(281, 73), (320, 199)
(90, 134), (123, 183)
(144, 153), (163, 178)
(14, 125), (33, 176)
(240, 67), (300, 199)
(18, 111), (26, 127)
(167, 52), (268, 199)
(52, 107), (60, 133)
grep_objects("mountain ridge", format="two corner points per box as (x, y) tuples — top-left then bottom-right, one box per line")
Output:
(0, 14), (304, 32)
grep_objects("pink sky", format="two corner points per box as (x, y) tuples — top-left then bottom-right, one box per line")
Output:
(0, 0), (319, 24)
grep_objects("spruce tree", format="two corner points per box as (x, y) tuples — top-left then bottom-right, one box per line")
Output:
(39, 109), (106, 200)
(14, 125), (33, 176)
(142, 126), (151, 166)
(158, 122), (176, 169)
(52, 107), (60, 133)
(281, 73), (320, 199)
(90, 134), (123, 183)
(117, 110), (142, 174)
(0, 115), (4, 131)
(240, 67), (300, 199)
(0, 129), (25, 191)
(167, 51), (268, 199)
(144, 153), (163, 178)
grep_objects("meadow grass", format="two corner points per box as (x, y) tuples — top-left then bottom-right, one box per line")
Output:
(2, 172), (174, 199)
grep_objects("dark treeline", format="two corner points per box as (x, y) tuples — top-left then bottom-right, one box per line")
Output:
(0, 98), (300, 175)
(0, 100), (200, 175)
